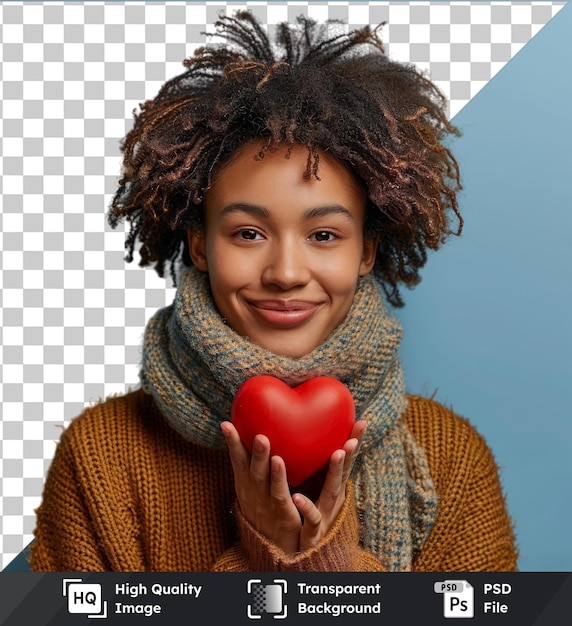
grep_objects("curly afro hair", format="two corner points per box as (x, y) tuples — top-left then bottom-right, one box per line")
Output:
(108, 11), (462, 306)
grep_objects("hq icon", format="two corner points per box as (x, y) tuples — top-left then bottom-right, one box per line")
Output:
(62, 579), (108, 619)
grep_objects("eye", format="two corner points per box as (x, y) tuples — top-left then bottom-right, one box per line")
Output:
(237, 229), (262, 241)
(312, 230), (337, 242)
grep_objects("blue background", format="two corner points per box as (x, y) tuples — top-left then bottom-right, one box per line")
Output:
(399, 3), (572, 571)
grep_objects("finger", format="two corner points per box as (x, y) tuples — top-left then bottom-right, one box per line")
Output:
(249, 434), (271, 488)
(221, 421), (250, 475)
(269, 456), (297, 512)
(293, 493), (321, 530)
(341, 421), (367, 483)
(350, 419), (367, 442)
(319, 449), (346, 512)
(340, 438), (360, 484)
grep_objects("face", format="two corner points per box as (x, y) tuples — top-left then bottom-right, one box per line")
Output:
(188, 142), (377, 359)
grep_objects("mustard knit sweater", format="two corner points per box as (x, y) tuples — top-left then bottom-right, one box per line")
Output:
(30, 389), (517, 572)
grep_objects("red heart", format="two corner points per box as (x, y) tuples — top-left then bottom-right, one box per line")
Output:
(231, 375), (355, 487)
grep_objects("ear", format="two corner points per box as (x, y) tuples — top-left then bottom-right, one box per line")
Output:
(187, 228), (209, 273)
(359, 235), (379, 277)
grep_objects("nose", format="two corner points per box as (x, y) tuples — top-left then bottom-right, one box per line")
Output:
(261, 238), (311, 290)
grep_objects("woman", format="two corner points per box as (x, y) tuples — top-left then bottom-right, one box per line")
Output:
(31, 12), (517, 572)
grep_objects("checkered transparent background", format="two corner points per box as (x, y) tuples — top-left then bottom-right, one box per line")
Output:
(0, 1), (565, 569)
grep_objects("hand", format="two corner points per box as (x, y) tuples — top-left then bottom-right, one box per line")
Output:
(221, 420), (367, 555)
(221, 421), (303, 554)
(294, 419), (366, 551)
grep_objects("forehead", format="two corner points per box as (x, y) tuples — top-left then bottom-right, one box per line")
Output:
(206, 141), (366, 206)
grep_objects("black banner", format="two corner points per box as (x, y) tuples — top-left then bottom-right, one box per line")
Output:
(0, 572), (570, 625)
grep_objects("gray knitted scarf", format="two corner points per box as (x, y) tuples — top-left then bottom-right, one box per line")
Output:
(140, 267), (437, 571)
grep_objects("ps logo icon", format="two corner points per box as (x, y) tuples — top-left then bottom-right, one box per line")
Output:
(434, 580), (474, 618)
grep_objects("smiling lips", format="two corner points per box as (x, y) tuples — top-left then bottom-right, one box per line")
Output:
(248, 299), (322, 328)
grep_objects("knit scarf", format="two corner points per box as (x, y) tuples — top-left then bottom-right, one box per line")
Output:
(140, 267), (437, 571)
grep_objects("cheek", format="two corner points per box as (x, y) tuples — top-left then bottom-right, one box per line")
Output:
(205, 238), (257, 295)
(316, 268), (360, 313)
(315, 245), (365, 284)
(321, 261), (364, 310)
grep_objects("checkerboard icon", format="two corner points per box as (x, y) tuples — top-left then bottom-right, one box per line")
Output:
(247, 579), (287, 619)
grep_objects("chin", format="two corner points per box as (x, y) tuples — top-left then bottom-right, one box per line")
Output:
(260, 339), (320, 360)
(263, 346), (307, 359)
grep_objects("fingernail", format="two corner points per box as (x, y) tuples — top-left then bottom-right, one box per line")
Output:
(336, 450), (346, 465)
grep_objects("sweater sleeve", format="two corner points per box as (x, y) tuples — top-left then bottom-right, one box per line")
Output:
(30, 425), (111, 571)
(410, 399), (518, 572)
(211, 482), (385, 572)
(30, 396), (153, 572)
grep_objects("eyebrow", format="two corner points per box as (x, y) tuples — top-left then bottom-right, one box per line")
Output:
(303, 205), (354, 220)
(219, 203), (354, 220)
(220, 203), (271, 218)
